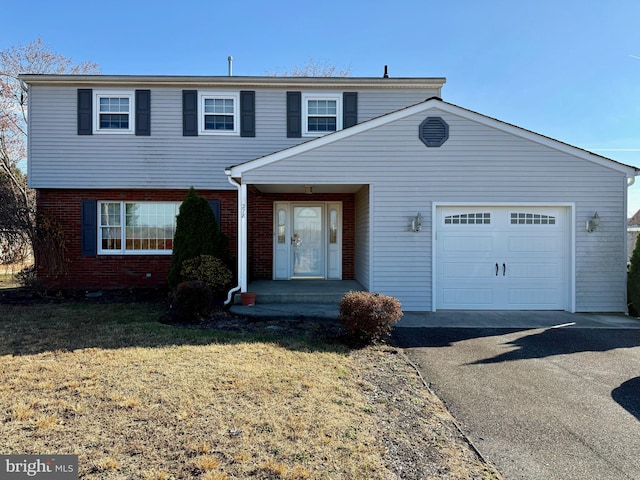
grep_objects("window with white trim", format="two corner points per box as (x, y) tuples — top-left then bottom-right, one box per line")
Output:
(199, 92), (239, 135)
(303, 93), (342, 136)
(98, 201), (180, 254)
(94, 90), (134, 134)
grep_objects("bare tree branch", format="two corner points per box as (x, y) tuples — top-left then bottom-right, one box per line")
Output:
(0, 36), (99, 266)
(266, 58), (351, 77)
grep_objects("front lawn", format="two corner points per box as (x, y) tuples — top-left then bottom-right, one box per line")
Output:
(0, 300), (502, 479)
(1, 302), (388, 479)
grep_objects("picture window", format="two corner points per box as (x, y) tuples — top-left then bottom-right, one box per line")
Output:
(98, 201), (180, 254)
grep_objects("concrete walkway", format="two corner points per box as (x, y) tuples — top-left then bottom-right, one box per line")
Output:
(230, 303), (640, 330)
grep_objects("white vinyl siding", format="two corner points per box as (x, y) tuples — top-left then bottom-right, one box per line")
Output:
(354, 185), (370, 290)
(27, 86), (440, 190)
(241, 107), (629, 313)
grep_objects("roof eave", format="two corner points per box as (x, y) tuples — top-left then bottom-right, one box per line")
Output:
(18, 74), (447, 90)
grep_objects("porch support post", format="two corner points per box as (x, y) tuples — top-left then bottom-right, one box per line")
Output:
(238, 182), (248, 292)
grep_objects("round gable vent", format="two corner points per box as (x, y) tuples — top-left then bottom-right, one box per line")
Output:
(419, 117), (449, 147)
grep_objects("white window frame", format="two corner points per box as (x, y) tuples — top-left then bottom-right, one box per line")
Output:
(93, 90), (135, 134)
(97, 201), (180, 255)
(302, 93), (342, 137)
(198, 91), (240, 135)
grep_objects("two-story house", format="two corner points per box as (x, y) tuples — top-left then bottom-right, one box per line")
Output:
(21, 73), (638, 313)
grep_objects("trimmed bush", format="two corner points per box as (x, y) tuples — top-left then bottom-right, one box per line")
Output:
(338, 291), (403, 343)
(168, 188), (230, 288)
(180, 255), (232, 299)
(172, 280), (214, 323)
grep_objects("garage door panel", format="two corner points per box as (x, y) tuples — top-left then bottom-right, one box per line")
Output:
(442, 261), (496, 279)
(436, 206), (569, 310)
(507, 262), (559, 279)
(442, 288), (493, 306)
(508, 288), (560, 306)
(508, 236), (559, 253)
(442, 235), (494, 253)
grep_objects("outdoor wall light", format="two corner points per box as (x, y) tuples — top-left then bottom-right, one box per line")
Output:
(586, 212), (600, 233)
(304, 185), (312, 194)
(411, 212), (423, 232)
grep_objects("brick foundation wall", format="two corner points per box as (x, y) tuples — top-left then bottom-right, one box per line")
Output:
(36, 189), (237, 290)
(248, 191), (355, 280)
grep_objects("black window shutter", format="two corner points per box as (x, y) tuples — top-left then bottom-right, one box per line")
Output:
(286, 91), (302, 138)
(77, 89), (93, 135)
(343, 92), (358, 128)
(81, 200), (97, 256)
(183, 90), (198, 136)
(135, 89), (151, 136)
(208, 200), (221, 227)
(240, 90), (256, 137)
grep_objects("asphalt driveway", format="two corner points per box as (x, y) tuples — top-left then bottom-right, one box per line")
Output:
(393, 312), (640, 480)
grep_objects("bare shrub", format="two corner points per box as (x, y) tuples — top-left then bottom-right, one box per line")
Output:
(338, 291), (403, 343)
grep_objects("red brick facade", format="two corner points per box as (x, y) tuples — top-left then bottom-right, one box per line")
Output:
(36, 188), (355, 290)
(247, 190), (355, 281)
(36, 189), (237, 290)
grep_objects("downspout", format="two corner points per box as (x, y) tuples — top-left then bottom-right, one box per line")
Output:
(224, 169), (247, 305)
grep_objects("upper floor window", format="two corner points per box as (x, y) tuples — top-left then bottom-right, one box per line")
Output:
(94, 90), (135, 134)
(199, 92), (240, 135)
(303, 93), (342, 136)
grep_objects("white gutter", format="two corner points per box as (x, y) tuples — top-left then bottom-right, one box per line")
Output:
(19, 74), (447, 90)
(224, 170), (247, 305)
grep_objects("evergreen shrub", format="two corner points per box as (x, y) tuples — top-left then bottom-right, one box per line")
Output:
(172, 280), (214, 322)
(168, 187), (230, 288)
(180, 255), (232, 299)
(628, 235), (640, 316)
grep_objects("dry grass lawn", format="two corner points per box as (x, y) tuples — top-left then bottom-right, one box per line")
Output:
(1, 300), (502, 479)
(1, 302), (391, 479)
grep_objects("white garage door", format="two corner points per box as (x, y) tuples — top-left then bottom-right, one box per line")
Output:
(435, 206), (569, 310)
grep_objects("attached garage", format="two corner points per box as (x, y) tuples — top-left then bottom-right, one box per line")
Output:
(435, 205), (571, 310)
(229, 97), (638, 313)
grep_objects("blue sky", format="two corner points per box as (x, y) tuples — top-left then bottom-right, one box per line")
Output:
(3, 0), (640, 213)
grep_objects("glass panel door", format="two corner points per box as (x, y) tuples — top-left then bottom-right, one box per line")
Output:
(293, 206), (324, 277)
(273, 204), (290, 279)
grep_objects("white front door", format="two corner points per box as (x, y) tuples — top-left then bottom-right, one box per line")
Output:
(273, 202), (342, 280)
(435, 206), (569, 310)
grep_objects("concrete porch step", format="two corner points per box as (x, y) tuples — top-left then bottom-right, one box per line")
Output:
(234, 279), (364, 305)
(234, 291), (346, 305)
